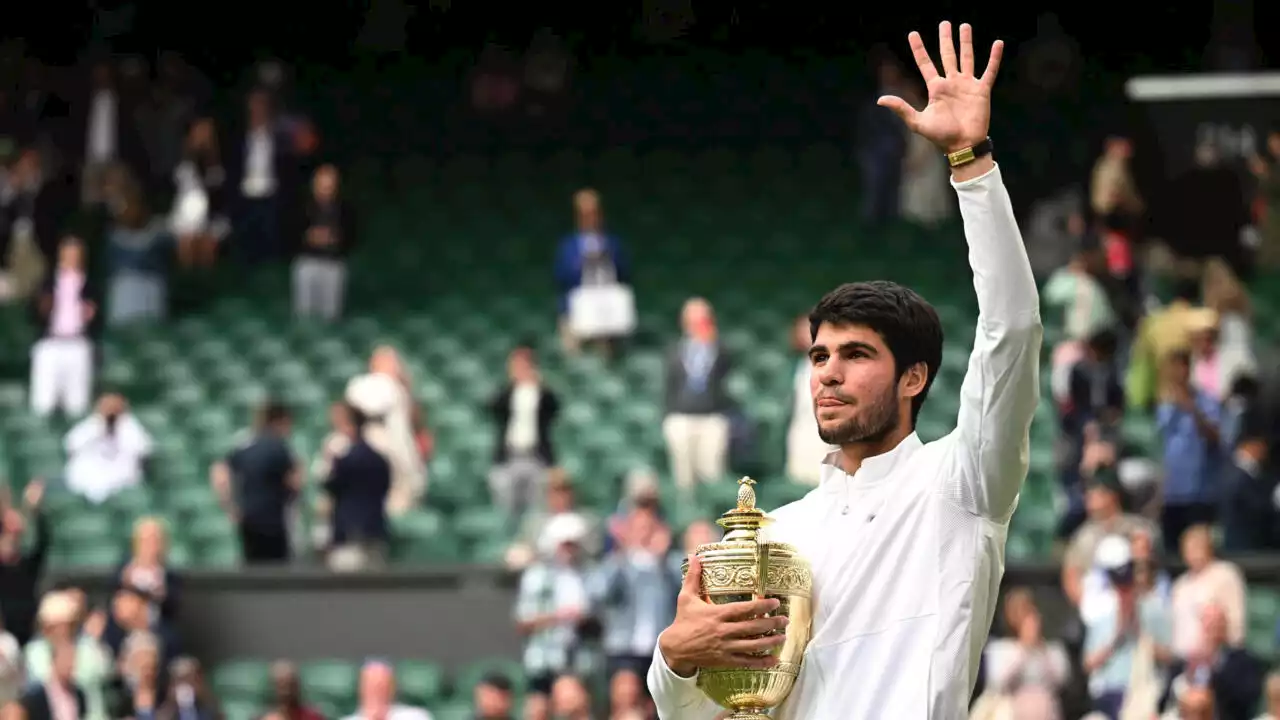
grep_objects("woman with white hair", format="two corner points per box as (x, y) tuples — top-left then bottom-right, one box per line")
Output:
(23, 591), (113, 720)
(345, 346), (426, 515)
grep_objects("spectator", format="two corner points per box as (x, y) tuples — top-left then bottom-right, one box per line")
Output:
(472, 673), (515, 720)
(168, 117), (227, 270)
(1082, 535), (1172, 720)
(228, 88), (292, 265)
(488, 344), (560, 521)
(786, 314), (833, 485)
(515, 515), (592, 713)
(0, 480), (47, 645)
(293, 163), (354, 321)
(0, 609), (20, 705)
(1251, 130), (1280, 270)
(0, 147), (69, 303)
(74, 59), (146, 208)
(341, 660), (433, 720)
(1126, 279), (1202, 412)
(1219, 409), (1278, 552)
(1061, 470), (1156, 614)
(29, 236), (97, 419)
(594, 495), (678, 690)
(19, 640), (83, 720)
(1089, 136), (1143, 230)
(64, 393), (153, 504)
(154, 658), (218, 720)
(103, 587), (178, 670)
(1045, 241), (1115, 401)
(555, 188), (634, 356)
(507, 471), (601, 570)
(324, 403), (392, 572)
(608, 669), (647, 720)
(548, 676), (591, 720)
(1170, 525), (1246, 658)
(1258, 671), (1280, 720)
(980, 588), (1071, 719)
(662, 298), (733, 492)
(211, 401), (299, 564)
(23, 592), (111, 720)
(1156, 351), (1223, 545)
(1163, 604), (1264, 720)
(1201, 259), (1256, 396)
(346, 346), (425, 515)
(106, 630), (162, 720)
(260, 660), (324, 720)
(857, 50), (908, 225)
(1165, 685), (1214, 720)
(606, 469), (662, 554)
(114, 517), (180, 623)
(1062, 330), (1124, 439)
(1184, 310), (1234, 402)
(105, 189), (171, 326)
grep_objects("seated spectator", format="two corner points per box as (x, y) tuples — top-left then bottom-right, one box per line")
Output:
(1061, 469), (1157, 617)
(114, 517), (181, 623)
(472, 673), (515, 720)
(0, 480), (48, 645)
(1163, 685), (1214, 720)
(102, 586), (178, 671)
(980, 588), (1071, 719)
(20, 640), (83, 720)
(1082, 535), (1173, 720)
(555, 188), (634, 356)
(64, 393), (153, 504)
(105, 630), (163, 720)
(293, 164), (354, 321)
(549, 676), (591, 720)
(260, 660), (324, 720)
(155, 658), (218, 720)
(662, 298), (733, 492)
(346, 347), (425, 515)
(105, 191), (171, 327)
(1162, 604), (1264, 720)
(608, 669), (647, 720)
(515, 517), (593, 714)
(1156, 351), (1223, 546)
(23, 592), (111, 720)
(488, 344), (560, 522)
(29, 236), (97, 419)
(324, 403), (392, 572)
(1170, 525), (1246, 659)
(341, 660), (432, 720)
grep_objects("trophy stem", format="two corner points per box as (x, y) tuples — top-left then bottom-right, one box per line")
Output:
(726, 711), (771, 720)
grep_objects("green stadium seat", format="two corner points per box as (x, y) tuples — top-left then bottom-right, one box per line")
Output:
(212, 659), (274, 704)
(300, 660), (359, 708)
(220, 699), (263, 720)
(395, 660), (445, 706)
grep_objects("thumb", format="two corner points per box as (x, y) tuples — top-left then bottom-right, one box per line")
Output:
(681, 553), (703, 597)
(877, 95), (919, 129)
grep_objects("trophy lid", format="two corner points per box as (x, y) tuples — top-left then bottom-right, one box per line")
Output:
(717, 477), (772, 542)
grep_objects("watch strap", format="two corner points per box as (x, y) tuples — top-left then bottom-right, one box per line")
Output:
(946, 137), (994, 168)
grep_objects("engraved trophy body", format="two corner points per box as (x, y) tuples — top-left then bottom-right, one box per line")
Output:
(683, 477), (814, 720)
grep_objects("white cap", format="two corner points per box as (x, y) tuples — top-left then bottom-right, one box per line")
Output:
(1093, 534), (1133, 571)
(538, 512), (590, 556)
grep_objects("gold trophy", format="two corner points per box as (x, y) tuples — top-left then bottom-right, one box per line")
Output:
(682, 477), (814, 720)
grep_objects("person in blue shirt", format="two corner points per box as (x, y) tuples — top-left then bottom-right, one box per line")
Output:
(1155, 351), (1223, 548)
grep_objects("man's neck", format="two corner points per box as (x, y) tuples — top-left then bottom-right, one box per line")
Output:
(837, 425), (913, 476)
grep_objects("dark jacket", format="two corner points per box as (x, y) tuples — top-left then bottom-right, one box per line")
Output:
(111, 561), (183, 621)
(30, 269), (102, 340)
(299, 198), (357, 260)
(663, 340), (733, 416)
(1162, 647), (1266, 720)
(20, 682), (86, 720)
(325, 439), (392, 545)
(0, 511), (48, 644)
(488, 384), (560, 465)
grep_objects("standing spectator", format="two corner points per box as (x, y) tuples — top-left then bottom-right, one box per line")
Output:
(1061, 471), (1157, 615)
(980, 588), (1071, 719)
(472, 673), (515, 720)
(1090, 136), (1143, 230)
(114, 517), (181, 623)
(1163, 604), (1264, 720)
(64, 393), (153, 504)
(1200, 259), (1256, 396)
(0, 147), (71, 302)
(662, 298), (733, 492)
(555, 189), (634, 356)
(488, 345), (560, 521)
(341, 660), (433, 720)
(1170, 525), (1246, 659)
(73, 59), (146, 208)
(785, 315), (833, 485)
(1156, 352), (1223, 546)
(515, 515), (592, 714)
(19, 640), (84, 720)
(324, 403), (392, 572)
(106, 188), (170, 326)
(210, 401), (299, 564)
(0, 480), (47, 645)
(346, 347), (425, 515)
(168, 118), (227, 270)
(228, 89), (291, 265)
(260, 661), (325, 720)
(1126, 280), (1202, 412)
(857, 50), (908, 226)
(1219, 409), (1278, 552)
(29, 236), (96, 418)
(23, 592), (111, 720)
(293, 164), (354, 321)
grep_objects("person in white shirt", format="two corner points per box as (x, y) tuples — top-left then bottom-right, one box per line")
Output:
(341, 660), (433, 720)
(648, 23), (1041, 719)
(345, 346), (426, 515)
(64, 393), (153, 504)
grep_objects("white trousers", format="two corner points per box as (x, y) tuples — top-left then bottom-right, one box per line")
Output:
(662, 413), (730, 489)
(30, 337), (94, 417)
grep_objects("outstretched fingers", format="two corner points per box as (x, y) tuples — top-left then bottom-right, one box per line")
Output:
(937, 21), (958, 76)
(981, 39), (1005, 88)
(876, 95), (919, 129)
(907, 31), (938, 83)
(958, 23), (975, 76)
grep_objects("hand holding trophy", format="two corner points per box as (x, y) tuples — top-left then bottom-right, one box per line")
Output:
(658, 478), (814, 720)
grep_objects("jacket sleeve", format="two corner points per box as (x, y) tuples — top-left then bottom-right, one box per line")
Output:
(646, 635), (723, 720)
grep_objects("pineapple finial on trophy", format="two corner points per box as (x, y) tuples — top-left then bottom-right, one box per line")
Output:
(736, 476), (757, 511)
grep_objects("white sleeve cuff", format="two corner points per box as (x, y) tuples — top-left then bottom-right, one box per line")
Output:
(950, 161), (1001, 190)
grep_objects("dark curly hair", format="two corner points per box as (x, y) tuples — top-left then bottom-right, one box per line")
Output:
(809, 281), (944, 427)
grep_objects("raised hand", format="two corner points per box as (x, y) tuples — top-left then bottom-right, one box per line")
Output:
(877, 22), (1003, 153)
(658, 553), (788, 677)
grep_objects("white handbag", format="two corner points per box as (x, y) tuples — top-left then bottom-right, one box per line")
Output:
(567, 283), (636, 339)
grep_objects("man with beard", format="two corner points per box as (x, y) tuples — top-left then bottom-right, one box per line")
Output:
(648, 22), (1042, 719)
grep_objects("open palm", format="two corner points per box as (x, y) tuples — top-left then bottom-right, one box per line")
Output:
(878, 22), (1004, 154)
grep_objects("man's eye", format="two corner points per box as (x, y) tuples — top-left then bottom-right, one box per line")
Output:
(812, 354), (828, 364)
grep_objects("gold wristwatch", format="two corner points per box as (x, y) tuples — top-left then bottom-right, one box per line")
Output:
(946, 137), (994, 168)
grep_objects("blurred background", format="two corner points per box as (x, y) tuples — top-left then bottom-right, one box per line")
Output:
(0, 1), (1277, 719)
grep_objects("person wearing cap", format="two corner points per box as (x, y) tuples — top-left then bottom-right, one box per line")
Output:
(1062, 467), (1158, 615)
(1156, 350), (1223, 547)
(1082, 534), (1173, 719)
(507, 472), (601, 571)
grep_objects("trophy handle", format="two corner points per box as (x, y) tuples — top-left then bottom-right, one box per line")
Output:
(754, 535), (768, 602)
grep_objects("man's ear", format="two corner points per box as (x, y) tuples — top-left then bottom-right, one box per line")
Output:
(899, 362), (928, 400)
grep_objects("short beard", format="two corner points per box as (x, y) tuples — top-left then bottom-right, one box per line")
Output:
(816, 384), (900, 446)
